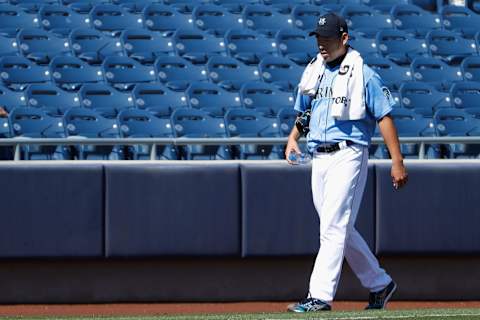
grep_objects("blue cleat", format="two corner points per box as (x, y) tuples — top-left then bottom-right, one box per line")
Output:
(287, 297), (332, 312)
(365, 281), (397, 310)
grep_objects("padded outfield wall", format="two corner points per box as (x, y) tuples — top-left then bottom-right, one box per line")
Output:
(0, 160), (479, 303)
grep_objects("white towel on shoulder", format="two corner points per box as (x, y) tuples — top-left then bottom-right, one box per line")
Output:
(298, 48), (366, 120)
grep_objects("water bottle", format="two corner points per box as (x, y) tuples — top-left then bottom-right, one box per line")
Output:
(288, 151), (312, 165)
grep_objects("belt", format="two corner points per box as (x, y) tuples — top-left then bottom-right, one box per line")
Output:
(316, 140), (354, 153)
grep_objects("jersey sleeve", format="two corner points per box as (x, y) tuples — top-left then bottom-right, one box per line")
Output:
(293, 91), (312, 113)
(365, 72), (395, 121)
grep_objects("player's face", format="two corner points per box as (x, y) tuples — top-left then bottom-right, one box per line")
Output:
(316, 33), (348, 62)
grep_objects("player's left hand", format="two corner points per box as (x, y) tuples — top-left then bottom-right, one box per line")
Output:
(391, 161), (408, 190)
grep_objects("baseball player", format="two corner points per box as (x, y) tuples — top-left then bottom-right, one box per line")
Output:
(286, 13), (408, 312)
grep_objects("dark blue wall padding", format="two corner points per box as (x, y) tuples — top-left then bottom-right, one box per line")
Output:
(376, 162), (480, 254)
(105, 163), (241, 257)
(241, 163), (375, 257)
(0, 164), (104, 258)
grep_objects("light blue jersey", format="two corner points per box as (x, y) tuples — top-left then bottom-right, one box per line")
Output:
(294, 63), (395, 153)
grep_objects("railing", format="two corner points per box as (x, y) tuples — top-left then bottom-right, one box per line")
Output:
(0, 137), (479, 161)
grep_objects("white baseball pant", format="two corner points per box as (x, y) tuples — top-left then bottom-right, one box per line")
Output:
(308, 144), (392, 303)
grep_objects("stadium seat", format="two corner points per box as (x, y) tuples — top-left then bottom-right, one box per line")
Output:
(291, 4), (324, 31)
(225, 108), (282, 159)
(376, 29), (428, 66)
(461, 55), (480, 81)
(102, 56), (156, 91)
(225, 29), (278, 65)
(364, 56), (412, 90)
(25, 83), (81, 115)
(17, 28), (71, 64)
(171, 108), (232, 160)
(186, 81), (242, 116)
(0, 85), (26, 112)
(120, 29), (174, 64)
(277, 106), (297, 137)
(275, 29), (316, 65)
(79, 83), (134, 117)
(117, 108), (178, 160)
(49, 56), (104, 91)
(434, 108), (480, 158)
(240, 81), (294, 116)
(362, 0), (408, 14)
(38, 4), (91, 37)
(90, 4), (143, 36)
(206, 55), (260, 91)
(69, 28), (124, 65)
(0, 114), (11, 138)
(0, 56), (51, 91)
(132, 82), (188, 118)
(154, 56), (208, 91)
(192, 4), (243, 37)
(63, 0), (106, 15)
(258, 56), (303, 91)
(64, 107), (123, 160)
(449, 81), (480, 110)
(172, 29), (227, 64)
(390, 4), (442, 38)
(242, 4), (294, 37)
(0, 4), (39, 37)
(9, 106), (68, 160)
(399, 81), (451, 117)
(441, 5), (480, 38)
(142, 3), (194, 34)
(426, 30), (477, 65)
(341, 5), (393, 37)
(410, 57), (463, 92)
(162, 0), (209, 14)
(0, 34), (19, 57)
(348, 31), (379, 59)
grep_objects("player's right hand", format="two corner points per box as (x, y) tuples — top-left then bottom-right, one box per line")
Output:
(285, 138), (301, 165)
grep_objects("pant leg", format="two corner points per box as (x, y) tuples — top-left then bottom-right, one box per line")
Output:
(308, 145), (368, 302)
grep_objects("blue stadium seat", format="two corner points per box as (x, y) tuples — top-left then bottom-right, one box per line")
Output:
(410, 57), (463, 92)
(79, 83), (134, 117)
(154, 56), (208, 91)
(64, 107), (124, 160)
(120, 29), (174, 64)
(240, 81), (294, 116)
(242, 4), (294, 37)
(0, 34), (19, 57)
(461, 55), (480, 81)
(225, 29), (278, 65)
(341, 5), (393, 37)
(275, 29), (316, 65)
(49, 56), (104, 91)
(348, 31), (379, 59)
(38, 4), (91, 37)
(206, 55), (260, 91)
(117, 108), (178, 160)
(17, 28), (71, 64)
(171, 108), (232, 160)
(90, 4), (143, 36)
(225, 108), (282, 159)
(62, 0), (106, 14)
(362, 0), (408, 14)
(399, 81), (451, 117)
(0, 85), (26, 111)
(132, 82), (188, 117)
(441, 5), (480, 38)
(192, 4), (243, 37)
(258, 56), (303, 91)
(142, 3), (194, 34)
(112, 0), (152, 13)
(363, 56), (412, 90)
(0, 4), (39, 37)
(449, 81), (480, 110)
(9, 107), (68, 160)
(172, 29), (227, 64)
(376, 29), (428, 66)
(186, 81), (242, 116)
(69, 28), (124, 65)
(390, 4), (442, 38)
(102, 56), (156, 91)
(426, 30), (477, 65)
(291, 4), (324, 31)
(211, 0), (260, 15)
(0, 56), (51, 91)
(434, 107), (480, 158)
(163, 0), (209, 14)
(277, 106), (297, 137)
(25, 83), (81, 115)
(0, 114), (11, 138)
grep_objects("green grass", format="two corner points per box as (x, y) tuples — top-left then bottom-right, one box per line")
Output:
(3, 309), (480, 320)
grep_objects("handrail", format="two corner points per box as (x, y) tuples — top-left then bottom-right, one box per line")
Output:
(1, 136), (479, 160)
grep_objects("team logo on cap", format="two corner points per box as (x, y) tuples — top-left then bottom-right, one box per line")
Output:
(318, 18), (326, 26)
